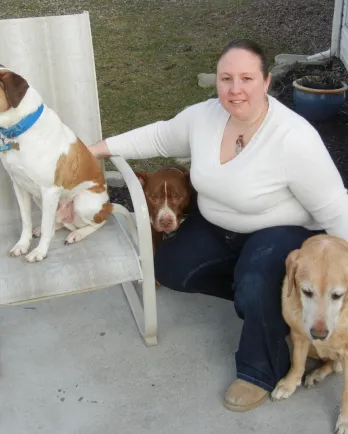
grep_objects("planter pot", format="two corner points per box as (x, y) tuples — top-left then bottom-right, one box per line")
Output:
(292, 75), (348, 121)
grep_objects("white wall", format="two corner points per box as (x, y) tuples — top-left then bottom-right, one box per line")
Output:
(340, 0), (348, 68)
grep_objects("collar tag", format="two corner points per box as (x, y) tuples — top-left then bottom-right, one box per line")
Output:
(0, 143), (11, 153)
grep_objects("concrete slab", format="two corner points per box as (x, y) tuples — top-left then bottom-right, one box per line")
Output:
(274, 53), (330, 65)
(197, 73), (216, 88)
(106, 170), (125, 188)
(0, 286), (342, 434)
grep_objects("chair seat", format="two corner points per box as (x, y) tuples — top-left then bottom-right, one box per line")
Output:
(0, 214), (142, 305)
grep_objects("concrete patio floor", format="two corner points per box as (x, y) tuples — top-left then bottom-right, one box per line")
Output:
(0, 285), (342, 434)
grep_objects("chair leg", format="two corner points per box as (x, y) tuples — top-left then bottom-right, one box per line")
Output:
(122, 279), (158, 346)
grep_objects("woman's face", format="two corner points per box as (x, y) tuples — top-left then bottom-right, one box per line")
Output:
(216, 48), (271, 121)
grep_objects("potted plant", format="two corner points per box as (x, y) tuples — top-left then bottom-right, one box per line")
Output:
(292, 75), (348, 121)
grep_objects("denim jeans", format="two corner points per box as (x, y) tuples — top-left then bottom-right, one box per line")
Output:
(154, 211), (322, 392)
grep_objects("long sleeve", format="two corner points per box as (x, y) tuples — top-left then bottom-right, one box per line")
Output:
(282, 126), (348, 240)
(105, 103), (200, 160)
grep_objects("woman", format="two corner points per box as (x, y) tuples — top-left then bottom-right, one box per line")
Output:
(88, 39), (348, 412)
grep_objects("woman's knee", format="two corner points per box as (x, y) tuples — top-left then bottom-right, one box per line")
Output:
(233, 270), (288, 335)
(153, 212), (233, 292)
(154, 236), (204, 292)
(232, 226), (315, 318)
(234, 225), (318, 282)
(233, 272), (268, 314)
(154, 246), (186, 291)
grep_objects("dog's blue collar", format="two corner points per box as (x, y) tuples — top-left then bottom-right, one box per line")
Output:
(0, 104), (44, 139)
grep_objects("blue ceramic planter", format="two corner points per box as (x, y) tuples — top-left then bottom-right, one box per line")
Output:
(292, 75), (348, 122)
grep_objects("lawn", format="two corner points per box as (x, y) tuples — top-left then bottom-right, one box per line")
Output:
(0, 0), (334, 171)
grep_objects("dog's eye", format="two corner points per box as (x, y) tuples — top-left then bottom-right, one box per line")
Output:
(332, 293), (343, 301)
(302, 288), (313, 298)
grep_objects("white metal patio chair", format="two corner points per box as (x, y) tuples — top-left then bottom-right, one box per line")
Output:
(0, 12), (158, 346)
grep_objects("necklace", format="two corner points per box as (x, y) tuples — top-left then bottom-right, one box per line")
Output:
(235, 134), (244, 154)
(234, 98), (269, 155)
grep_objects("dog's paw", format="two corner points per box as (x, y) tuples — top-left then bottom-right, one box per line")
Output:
(24, 247), (47, 263)
(335, 420), (348, 434)
(64, 230), (83, 245)
(304, 368), (327, 388)
(32, 226), (41, 238)
(334, 361), (343, 374)
(8, 241), (31, 257)
(271, 378), (301, 401)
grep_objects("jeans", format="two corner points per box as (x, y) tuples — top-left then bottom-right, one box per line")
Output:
(154, 211), (322, 392)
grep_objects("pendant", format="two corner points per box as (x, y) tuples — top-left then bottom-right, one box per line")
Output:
(235, 134), (244, 154)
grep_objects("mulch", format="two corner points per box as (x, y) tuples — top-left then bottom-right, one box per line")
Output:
(272, 57), (348, 183)
(108, 185), (134, 212)
(108, 57), (348, 211)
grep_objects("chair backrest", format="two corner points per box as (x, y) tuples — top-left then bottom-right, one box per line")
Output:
(0, 12), (103, 223)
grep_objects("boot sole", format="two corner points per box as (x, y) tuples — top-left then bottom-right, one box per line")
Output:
(223, 392), (270, 412)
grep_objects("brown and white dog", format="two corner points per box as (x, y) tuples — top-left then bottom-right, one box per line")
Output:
(271, 234), (348, 434)
(135, 165), (193, 252)
(0, 66), (131, 262)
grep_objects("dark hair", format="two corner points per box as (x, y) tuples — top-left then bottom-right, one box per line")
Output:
(218, 39), (269, 79)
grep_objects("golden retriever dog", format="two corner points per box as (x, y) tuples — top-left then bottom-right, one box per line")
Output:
(271, 234), (348, 434)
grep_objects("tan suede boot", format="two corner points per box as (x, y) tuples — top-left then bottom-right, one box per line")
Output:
(223, 379), (269, 412)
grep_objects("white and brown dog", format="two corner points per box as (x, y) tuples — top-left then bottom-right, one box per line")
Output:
(0, 66), (131, 262)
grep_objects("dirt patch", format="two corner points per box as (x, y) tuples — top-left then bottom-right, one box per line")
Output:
(108, 185), (134, 212)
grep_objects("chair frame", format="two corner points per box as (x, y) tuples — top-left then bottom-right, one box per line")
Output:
(110, 156), (158, 347)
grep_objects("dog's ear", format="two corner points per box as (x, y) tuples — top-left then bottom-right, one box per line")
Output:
(285, 249), (300, 297)
(135, 172), (148, 187)
(0, 70), (29, 108)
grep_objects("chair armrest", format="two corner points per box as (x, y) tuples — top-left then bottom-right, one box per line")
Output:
(109, 155), (153, 261)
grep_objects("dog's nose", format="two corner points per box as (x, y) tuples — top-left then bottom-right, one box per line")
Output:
(159, 217), (174, 227)
(310, 327), (329, 340)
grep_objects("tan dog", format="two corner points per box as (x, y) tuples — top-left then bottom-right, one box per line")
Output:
(271, 234), (348, 434)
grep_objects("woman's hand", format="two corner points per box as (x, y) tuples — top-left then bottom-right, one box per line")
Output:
(88, 140), (111, 159)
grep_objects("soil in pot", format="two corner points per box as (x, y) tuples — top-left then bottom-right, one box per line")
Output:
(300, 75), (344, 90)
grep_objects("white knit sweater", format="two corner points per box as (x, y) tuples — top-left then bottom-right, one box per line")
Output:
(106, 96), (348, 239)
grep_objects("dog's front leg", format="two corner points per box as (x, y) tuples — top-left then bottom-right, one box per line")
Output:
(335, 355), (348, 434)
(9, 182), (33, 257)
(25, 186), (61, 263)
(271, 332), (309, 401)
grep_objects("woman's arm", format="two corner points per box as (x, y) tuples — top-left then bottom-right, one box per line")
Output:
(89, 103), (200, 160)
(282, 126), (348, 241)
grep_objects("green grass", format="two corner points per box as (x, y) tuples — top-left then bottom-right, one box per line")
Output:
(0, 0), (289, 171)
